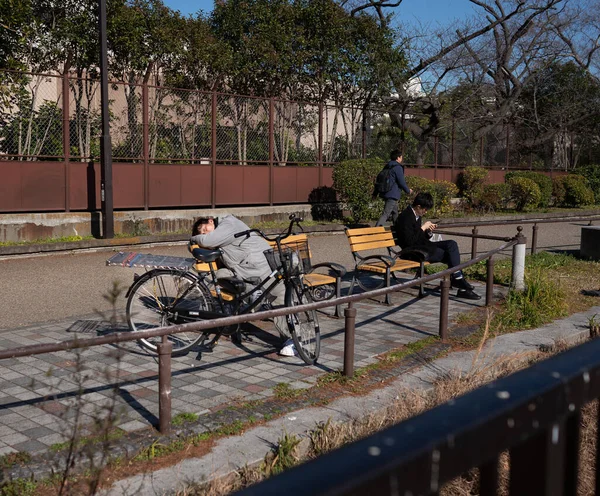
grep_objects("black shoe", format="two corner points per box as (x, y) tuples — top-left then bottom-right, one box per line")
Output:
(451, 277), (474, 291)
(456, 289), (481, 300)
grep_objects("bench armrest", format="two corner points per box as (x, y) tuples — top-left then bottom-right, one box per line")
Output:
(309, 262), (347, 278)
(399, 248), (429, 263)
(357, 254), (395, 268)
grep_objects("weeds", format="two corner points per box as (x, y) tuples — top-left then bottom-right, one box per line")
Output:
(172, 412), (200, 426)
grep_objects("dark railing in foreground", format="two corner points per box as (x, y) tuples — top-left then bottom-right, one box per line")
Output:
(236, 333), (599, 496)
(0, 234), (518, 434)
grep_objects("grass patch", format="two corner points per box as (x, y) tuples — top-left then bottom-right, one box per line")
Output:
(273, 383), (305, 400)
(49, 428), (125, 453)
(0, 451), (31, 468)
(0, 235), (93, 247)
(172, 412), (199, 427)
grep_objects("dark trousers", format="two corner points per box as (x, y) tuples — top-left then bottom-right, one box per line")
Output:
(426, 239), (461, 270)
(376, 198), (399, 226)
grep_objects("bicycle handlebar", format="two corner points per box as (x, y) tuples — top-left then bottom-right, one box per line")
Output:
(233, 214), (303, 243)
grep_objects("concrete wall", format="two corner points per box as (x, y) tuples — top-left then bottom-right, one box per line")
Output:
(0, 205), (314, 243)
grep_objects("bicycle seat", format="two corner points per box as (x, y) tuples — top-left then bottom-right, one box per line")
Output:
(191, 247), (222, 262)
(218, 277), (246, 295)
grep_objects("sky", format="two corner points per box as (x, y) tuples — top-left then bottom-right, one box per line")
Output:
(161, 0), (477, 27)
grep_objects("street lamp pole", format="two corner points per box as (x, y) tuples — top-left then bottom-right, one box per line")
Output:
(99, 0), (114, 238)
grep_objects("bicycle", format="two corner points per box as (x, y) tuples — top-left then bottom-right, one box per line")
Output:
(124, 215), (320, 365)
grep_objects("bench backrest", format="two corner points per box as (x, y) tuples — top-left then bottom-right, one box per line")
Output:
(345, 227), (396, 254)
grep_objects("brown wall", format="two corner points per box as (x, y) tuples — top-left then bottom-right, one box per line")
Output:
(0, 160), (567, 213)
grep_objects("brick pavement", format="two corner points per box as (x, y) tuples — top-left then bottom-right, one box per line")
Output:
(0, 279), (495, 459)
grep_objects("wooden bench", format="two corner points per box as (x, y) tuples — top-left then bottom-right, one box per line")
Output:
(345, 226), (428, 304)
(267, 234), (346, 318)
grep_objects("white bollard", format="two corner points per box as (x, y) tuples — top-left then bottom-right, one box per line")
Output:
(511, 226), (527, 291)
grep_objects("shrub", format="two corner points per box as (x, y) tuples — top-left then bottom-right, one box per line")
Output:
(573, 165), (600, 204)
(457, 166), (489, 207)
(332, 158), (385, 222)
(477, 183), (511, 212)
(552, 174), (595, 207)
(308, 186), (342, 221)
(399, 176), (458, 215)
(505, 171), (553, 207)
(507, 176), (541, 211)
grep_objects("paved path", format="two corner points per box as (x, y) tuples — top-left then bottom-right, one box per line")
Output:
(0, 219), (587, 330)
(0, 277), (494, 458)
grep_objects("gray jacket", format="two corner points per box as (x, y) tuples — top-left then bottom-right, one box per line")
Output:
(190, 215), (272, 282)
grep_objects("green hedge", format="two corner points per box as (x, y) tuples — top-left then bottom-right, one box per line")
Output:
(457, 166), (488, 207)
(478, 183), (512, 212)
(552, 174), (595, 207)
(505, 171), (553, 207)
(507, 176), (541, 211)
(332, 159), (385, 222)
(399, 176), (458, 215)
(574, 166), (600, 204)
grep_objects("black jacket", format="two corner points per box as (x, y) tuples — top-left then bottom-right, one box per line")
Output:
(393, 206), (434, 253)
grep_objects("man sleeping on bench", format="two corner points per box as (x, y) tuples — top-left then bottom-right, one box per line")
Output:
(393, 192), (481, 300)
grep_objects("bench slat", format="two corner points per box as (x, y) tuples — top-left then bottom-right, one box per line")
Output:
(357, 259), (423, 274)
(304, 273), (336, 286)
(346, 227), (388, 236)
(349, 238), (396, 252)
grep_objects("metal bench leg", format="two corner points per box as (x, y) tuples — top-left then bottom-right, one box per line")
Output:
(334, 276), (342, 318)
(384, 269), (392, 305)
(419, 262), (425, 298)
(349, 273), (357, 296)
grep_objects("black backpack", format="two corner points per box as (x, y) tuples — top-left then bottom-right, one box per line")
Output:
(374, 163), (396, 197)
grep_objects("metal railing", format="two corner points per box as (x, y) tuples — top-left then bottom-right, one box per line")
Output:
(235, 327), (600, 496)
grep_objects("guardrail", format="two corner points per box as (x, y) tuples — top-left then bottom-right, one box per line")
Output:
(0, 234), (520, 435)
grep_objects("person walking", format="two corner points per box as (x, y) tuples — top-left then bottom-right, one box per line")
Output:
(375, 150), (413, 226)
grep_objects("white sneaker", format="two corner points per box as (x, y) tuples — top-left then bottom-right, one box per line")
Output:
(279, 339), (298, 357)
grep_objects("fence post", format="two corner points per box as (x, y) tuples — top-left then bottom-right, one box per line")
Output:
(142, 82), (149, 210)
(318, 102), (323, 188)
(531, 223), (538, 255)
(511, 226), (527, 291)
(486, 257), (495, 306)
(62, 72), (71, 212)
(211, 91), (217, 209)
(158, 335), (172, 434)
(343, 303), (357, 377)
(439, 276), (450, 340)
(471, 226), (479, 259)
(269, 97), (274, 206)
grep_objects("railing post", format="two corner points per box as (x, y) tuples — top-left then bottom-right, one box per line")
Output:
(343, 303), (357, 377)
(531, 223), (538, 255)
(511, 226), (527, 291)
(439, 276), (450, 340)
(157, 335), (172, 434)
(471, 226), (479, 259)
(318, 102), (323, 187)
(486, 257), (495, 306)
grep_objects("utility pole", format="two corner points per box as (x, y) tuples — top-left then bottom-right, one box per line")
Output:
(99, 0), (114, 238)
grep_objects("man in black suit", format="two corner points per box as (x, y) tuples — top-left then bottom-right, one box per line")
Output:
(393, 192), (480, 300)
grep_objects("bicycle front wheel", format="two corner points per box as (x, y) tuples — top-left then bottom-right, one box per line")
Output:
(285, 281), (320, 365)
(126, 270), (214, 355)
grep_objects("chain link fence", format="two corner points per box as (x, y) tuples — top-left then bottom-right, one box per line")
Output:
(2, 70), (597, 169)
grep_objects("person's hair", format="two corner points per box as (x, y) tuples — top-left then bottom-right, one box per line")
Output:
(412, 192), (434, 210)
(192, 216), (217, 235)
(390, 149), (402, 161)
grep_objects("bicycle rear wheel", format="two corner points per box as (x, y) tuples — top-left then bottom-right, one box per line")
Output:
(285, 281), (320, 365)
(126, 270), (214, 355)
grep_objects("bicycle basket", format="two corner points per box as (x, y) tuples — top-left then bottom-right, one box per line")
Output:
(264, 240), (311, 276)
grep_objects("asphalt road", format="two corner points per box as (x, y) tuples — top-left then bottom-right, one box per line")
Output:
(0, 220), (587, 331)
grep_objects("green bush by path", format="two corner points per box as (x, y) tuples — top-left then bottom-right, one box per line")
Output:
(477, 183), (512, 212)
(457, 166), (489, 208)
(399, 176), (458, 216)
(575, 165), (600, 204)
(505, 171), (553, 207)
(552, 174), (595, 207)
(507, 176), (541, 211)
(332, 158), (384, 222)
